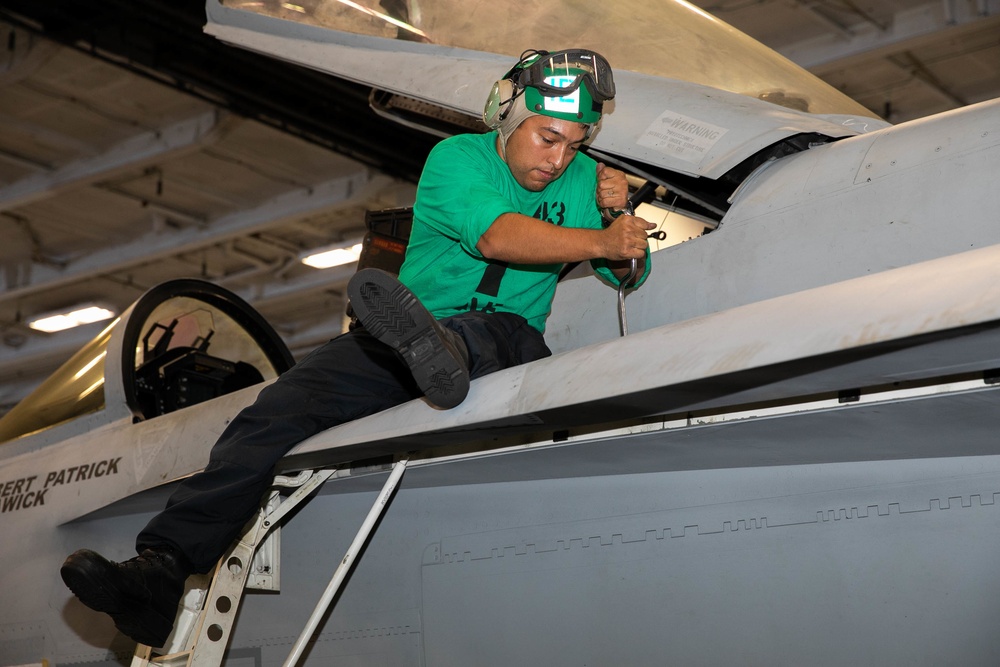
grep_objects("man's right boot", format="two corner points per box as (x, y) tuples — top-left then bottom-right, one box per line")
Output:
(348, 268), (471, 409)
(60, 546), (191, 647)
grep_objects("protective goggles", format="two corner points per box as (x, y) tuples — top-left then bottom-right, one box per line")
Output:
(512, 49), (616, 103)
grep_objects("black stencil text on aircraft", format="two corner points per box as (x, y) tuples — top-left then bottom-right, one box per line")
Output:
(0, 457), (122, 515)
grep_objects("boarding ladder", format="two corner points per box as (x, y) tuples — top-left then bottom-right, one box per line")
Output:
(130, 458), (408, 667)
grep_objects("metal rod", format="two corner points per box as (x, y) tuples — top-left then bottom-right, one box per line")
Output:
(617, 258), (637, 336)
(616, 197), (641, 337)
(282, 458), (409, 667)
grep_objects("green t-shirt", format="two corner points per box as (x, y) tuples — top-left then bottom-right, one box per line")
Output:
(399, 131), (650, 333)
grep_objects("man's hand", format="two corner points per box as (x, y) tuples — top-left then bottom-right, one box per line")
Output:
(597, 162), (629, 213)
(600, 214), (657, 261)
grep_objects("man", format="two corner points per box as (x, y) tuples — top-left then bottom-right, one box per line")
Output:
(60, 48), (655, 648)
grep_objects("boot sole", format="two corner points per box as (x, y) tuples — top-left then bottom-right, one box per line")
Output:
(60, 550), (174, 647)
(348, 269), (469, 409)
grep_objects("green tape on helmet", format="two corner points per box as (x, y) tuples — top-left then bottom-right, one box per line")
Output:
(522, 69), (603, 124)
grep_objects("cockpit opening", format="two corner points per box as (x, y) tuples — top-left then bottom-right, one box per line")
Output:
(132, 315), (266, 419)
(0, 280), (294, 445)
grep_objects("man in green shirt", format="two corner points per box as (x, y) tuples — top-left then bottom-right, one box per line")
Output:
(60, 48), (655, 649)
(353, 48), (653, 408)
(401, 49), (652, 334)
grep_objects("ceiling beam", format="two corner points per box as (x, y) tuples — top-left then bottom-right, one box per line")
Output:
(0, 110), (225, 211)
(0, 170), (392, 300)
(778, 0), (1000, 72)
(888, 50), (970, 107)
(0, 24), (60, 86)
(0, 0), (438, 183)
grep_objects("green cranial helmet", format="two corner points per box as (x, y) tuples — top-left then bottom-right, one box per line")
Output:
(485, 49), (616, 158)
(519, 49), (614, 123)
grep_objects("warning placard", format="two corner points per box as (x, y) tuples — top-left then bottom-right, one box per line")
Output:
(638, 110), (728, 164)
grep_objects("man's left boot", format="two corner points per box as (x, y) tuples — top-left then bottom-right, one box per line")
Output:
(60, 546), (191, 647)
(348, 268), (470, 409)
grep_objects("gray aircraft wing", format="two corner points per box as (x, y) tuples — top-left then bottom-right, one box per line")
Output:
(203, 0), (888, 180)
(284, 243), (1000, 470)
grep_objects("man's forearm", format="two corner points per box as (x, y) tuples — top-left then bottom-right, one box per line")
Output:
(476, 213), (606, 264)
(477, 212), (653, 265)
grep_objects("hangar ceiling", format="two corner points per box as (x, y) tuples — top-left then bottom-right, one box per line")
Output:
(0, 0), (997, 417)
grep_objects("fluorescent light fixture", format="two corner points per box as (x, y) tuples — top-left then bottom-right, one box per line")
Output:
(301, 241), (363, 269)
(28, 304), (116, 333)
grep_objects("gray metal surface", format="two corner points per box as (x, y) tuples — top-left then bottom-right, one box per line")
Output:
(45, 385), (1000, 666)
(546, 97), (1000, 353)
(272, 388), (1000, 666)
(287, 240), (1000, 467)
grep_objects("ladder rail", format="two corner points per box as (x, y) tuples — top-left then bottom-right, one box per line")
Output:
(283, 457), (409, 667)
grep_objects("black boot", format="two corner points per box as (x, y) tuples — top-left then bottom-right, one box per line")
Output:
(60, 546), (191, 647)
(348, 268), (470, 409)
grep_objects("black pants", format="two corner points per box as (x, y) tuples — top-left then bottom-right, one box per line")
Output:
(136, 311), (550, 572)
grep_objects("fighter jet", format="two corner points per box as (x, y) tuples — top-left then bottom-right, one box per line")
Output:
(2, 0), (1000, 665)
